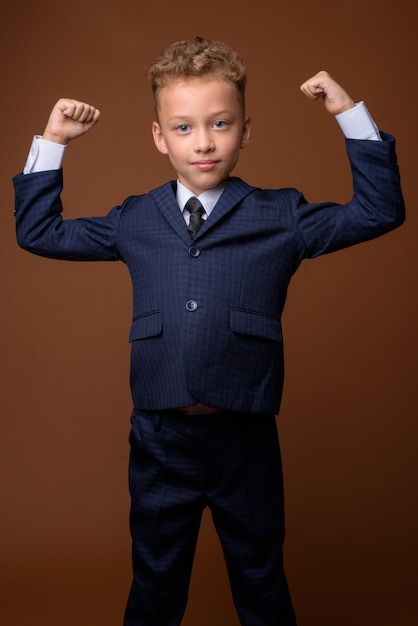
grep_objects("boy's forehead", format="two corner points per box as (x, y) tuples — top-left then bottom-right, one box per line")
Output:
(156, 75), (242, 112)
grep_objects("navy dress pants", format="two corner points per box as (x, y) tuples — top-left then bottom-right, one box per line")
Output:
(123, 409), (297, 626)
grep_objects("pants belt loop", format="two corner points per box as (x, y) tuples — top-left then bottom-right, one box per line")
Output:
(153, 412), (161, 432)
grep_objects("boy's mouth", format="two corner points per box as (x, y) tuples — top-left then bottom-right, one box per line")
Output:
(192, 160), (219, 171)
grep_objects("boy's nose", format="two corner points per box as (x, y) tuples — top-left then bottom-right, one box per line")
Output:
(194, 129), (215, 153)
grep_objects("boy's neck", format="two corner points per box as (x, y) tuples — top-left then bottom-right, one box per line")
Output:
(176, 179), (227, 213)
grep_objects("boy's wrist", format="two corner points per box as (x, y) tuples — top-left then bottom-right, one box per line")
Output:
(335, 98), (356, 115)
(42, 130), (69, 145)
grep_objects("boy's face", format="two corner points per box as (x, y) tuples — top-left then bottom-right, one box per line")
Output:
(152, 76), (251, 195)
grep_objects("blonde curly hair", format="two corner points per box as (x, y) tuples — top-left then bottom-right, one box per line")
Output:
(147, 36), (247, 113)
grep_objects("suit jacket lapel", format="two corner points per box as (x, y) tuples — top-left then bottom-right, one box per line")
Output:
(150, 181), (191, 243)
(149, 177), (256, 242)
(202, 177), (256, 233)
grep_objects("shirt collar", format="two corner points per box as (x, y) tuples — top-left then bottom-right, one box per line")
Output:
(176, 180), (227, 216)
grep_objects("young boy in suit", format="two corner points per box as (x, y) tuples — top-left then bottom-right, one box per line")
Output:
(13, 36), (404, 626)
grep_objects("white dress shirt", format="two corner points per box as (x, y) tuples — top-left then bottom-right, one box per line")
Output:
(176, 180), (226, 224)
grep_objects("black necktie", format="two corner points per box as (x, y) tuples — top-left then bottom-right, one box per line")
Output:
(185, 196), (205, 239)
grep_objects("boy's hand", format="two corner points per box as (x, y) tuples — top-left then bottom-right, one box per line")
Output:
(43, 98), (100, 144)
(300, 71), (355, 115)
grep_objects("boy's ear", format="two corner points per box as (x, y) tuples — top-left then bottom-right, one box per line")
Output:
(240, 116), (251, 149)
(152, 121), (169, 155)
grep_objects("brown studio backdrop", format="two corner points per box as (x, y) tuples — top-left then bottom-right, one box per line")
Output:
(1, 1), (417, 625)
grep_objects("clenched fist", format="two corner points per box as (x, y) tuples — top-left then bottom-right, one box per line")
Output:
(43, 98), (100, 144)
(300, 71), (355, 115)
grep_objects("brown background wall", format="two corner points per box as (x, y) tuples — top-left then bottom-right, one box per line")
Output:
(1, 1), (417, 625)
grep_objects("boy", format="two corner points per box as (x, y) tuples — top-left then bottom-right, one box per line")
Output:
(13, 36), (404, 626)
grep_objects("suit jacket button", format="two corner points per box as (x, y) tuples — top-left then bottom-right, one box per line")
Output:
(189, 246), (201, 257)
(186, 300), (198, 312)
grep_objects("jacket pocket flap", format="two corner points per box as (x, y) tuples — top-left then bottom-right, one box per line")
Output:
(230, 308), (282, 342)
(129, 311), (162, 341)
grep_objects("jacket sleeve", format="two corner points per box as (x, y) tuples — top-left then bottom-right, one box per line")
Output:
(291, 132), (405, 258)
(13, 169), (123, 261)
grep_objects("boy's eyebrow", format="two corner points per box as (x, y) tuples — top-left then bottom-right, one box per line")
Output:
(167, 109), (237, 123)
(210, 109), (237, 118)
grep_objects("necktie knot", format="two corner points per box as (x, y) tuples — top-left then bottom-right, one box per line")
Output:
(185, 196), (205, 239)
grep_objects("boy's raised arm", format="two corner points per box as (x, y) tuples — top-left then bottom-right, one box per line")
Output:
(42, 98), (100, 145)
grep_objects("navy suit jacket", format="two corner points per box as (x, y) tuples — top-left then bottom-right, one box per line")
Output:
(13, 134), (405, 414)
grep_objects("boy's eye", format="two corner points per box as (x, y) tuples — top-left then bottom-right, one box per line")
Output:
(213, 120), (227, 129)
(176, 124), (190, 133)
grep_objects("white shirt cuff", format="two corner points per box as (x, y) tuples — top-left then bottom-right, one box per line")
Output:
(336, 101), (381, 141)
(23, 135), (67, 174)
